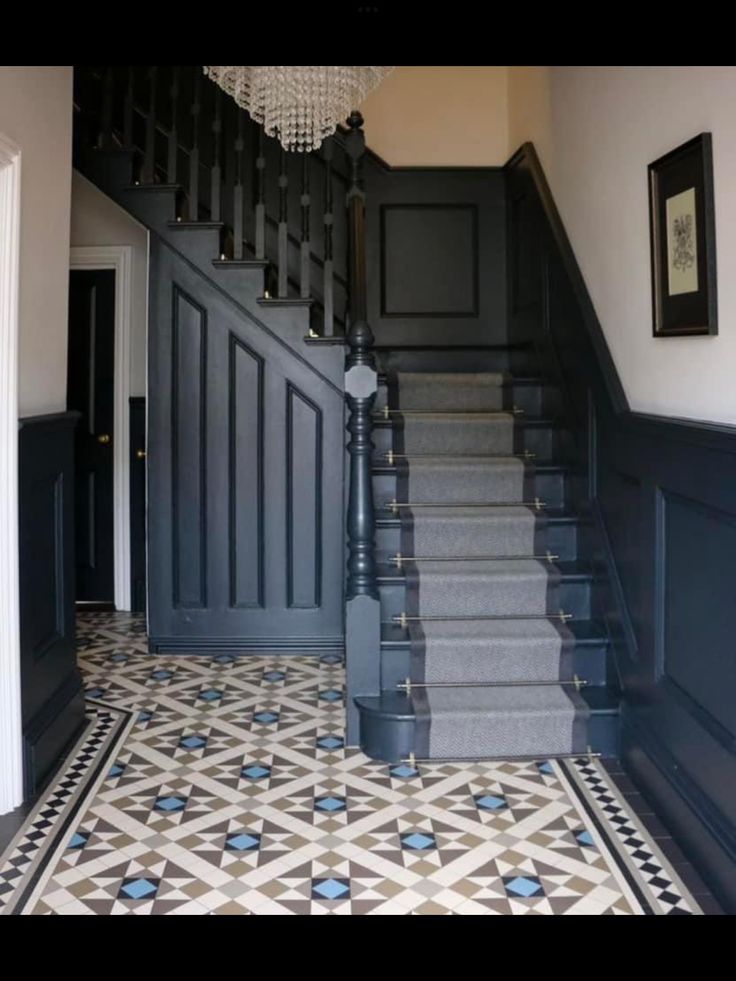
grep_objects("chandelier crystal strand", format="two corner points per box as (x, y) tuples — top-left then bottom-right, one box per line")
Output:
(203, 67), (394, 152)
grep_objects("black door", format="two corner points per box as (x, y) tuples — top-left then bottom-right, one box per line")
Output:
(67, 269), (116, 604)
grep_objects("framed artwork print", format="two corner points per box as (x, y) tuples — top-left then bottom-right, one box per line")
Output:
(648, 132), (717, 336)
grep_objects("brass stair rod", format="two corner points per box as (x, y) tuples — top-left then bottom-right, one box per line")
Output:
(398, 675), (586, 692)
(400, 749), (599, 767)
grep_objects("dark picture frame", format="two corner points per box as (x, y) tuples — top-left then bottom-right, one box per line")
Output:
(648, 133), (717, 337)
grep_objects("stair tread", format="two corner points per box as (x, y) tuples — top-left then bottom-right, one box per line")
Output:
(168, 220), (224, 230)
(378, 373), (550, 387)
(380, 618), (610, 648)
(376, 508), (580, 527)
(372, 460), (572, 476)
(124, 182), (180, 192)
(355, 685), (619, 722)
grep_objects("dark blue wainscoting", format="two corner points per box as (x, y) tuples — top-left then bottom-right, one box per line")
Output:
(18, 412), (86, 800)
(506, 144), (736, 912)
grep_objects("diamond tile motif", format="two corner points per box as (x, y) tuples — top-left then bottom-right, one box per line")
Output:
(0, 613), (705, 917)
(253, 711), (279, 724)
(312, 878), (350, 900)
(400, 832), (437, 850)
(317, 735), (344, 751)
(241, 764), (271, 780)
(118, 877), (160, 900)
(225, 833), (261, 851)
(179, 735), (208, 750)
(475, 794), (507, 811)
(153, 795), (188, 813)
(504, 875), (544, 898)
(314, 796), (346, 813)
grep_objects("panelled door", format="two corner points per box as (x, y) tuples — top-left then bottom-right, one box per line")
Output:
(67, 269), (116, 604)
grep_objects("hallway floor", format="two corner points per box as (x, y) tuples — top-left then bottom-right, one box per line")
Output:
(0, 614), (704, 915)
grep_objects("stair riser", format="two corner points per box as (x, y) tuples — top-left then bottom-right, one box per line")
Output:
(380, 642), (609, 689)
(375, 519), (579, 562)
(378, 577), (592, 621)
(372, 423), (560, 458)
(375, 380), (562, 416)
(118, 188), (177, 228)
(357, 705), (618, 763)
(83, 149), (137, 191)
(210, 268), (267, 302)
(376, 349), (537, 375)
(372, 470), (567, 509)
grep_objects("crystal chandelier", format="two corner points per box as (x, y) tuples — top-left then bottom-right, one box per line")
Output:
(203, 66), (394, 152)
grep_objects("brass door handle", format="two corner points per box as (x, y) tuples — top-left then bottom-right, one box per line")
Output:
(136, 449), (146, 460)
(97, 433), (111, 444)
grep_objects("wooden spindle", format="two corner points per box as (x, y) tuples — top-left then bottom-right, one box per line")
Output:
(100, 66), (114, 149)
(211, 87), (222, 222)
(123, 66), (134, 148)
(167, 67), (179, 184)
(300, 155), (311, 299)
(142, 66), (157, 183)
(322, 137), (335, 336)
(255, 128), (266, 260)
(189, 70), (200, 220)
(233, 111), (245, 260)
(344, 111), (377, 601)
(277, 150), (289, 297)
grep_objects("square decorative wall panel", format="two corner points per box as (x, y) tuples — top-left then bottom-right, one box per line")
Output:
(380, 204), (479, 318)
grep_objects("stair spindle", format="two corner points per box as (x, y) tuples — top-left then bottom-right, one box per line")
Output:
(142, 67), (157, 183)
(189, 70), (201, 221)
(123, 66), (134, 148)
(233, 111), (245, 261)
(277, 149), (289, 297)
(255, 128), (266, 260)
(344, 111), (377, 600)
(322, 137), (335, 336)
(167, 67), (179, 184)
(300, 155), (311, 299)
(211, 87), (222, 222)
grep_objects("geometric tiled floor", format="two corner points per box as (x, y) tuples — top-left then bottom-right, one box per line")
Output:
(0, 614), (703, 915)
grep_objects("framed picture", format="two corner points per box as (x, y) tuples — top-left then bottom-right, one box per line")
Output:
(648, 133), (717, 336)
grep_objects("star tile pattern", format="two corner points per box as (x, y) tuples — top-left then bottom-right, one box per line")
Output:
(0, 614), (702, 915)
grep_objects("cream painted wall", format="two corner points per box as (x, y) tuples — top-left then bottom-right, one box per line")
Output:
(0, 67), (73, 417)
(507, 67), (553, 171)
(508, 65), (736, 426)
(70, 171), (149, 397)
(360, 66), (509, 166)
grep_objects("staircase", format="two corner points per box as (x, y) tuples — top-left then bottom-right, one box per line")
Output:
(355, 347), (620, 763)
(73, 65), (620, 763)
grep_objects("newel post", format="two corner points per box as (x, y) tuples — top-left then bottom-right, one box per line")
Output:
(344, 110), (380, 745)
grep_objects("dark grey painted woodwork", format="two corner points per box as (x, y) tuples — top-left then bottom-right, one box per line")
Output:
(381, 204), (478, 317)
(229, 338), (264, 609)
(171, 285), (207, 610)
(286, 384), (322, 609)
(18, 412), (86, 800)
(366, 168), (506, 347)
(148, 237), (345, 651)
(507, 142), (736, 911)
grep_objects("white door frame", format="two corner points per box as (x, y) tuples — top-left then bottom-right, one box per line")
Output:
(0, 133), (23, 814)
(69, 245), (133, 612)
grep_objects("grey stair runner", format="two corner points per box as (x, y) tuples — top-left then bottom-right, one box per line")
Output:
(401, 506), (545, 558)
(388, 370), (588, 759)
(389, 371), (509, 411)
(397, 456), (532, 504)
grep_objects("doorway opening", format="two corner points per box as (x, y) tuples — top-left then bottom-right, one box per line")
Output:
(68, 246), (134, 612)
